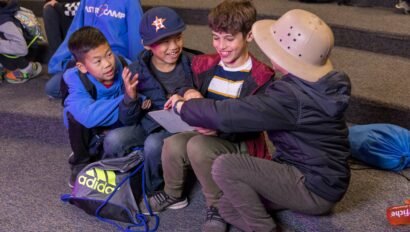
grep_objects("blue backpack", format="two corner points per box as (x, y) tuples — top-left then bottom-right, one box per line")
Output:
(348, 124), (410, 172)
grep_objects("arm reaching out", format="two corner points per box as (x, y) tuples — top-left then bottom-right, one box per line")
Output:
(164, 94), (185, 110)
(164, 94), (217, 135)
(183, 89), (203, 100)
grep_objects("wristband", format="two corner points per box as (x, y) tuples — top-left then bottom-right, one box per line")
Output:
(173, 100), (184, 115)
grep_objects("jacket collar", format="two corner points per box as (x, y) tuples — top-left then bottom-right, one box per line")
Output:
(192, 53), (274, 87)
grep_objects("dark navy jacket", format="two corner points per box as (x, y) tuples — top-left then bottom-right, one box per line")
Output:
(180, 71), (352, 202)
(0, 0), (19, 38)
(119, 49), (195, 134)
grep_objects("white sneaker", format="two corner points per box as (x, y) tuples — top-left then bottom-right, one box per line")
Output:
(4, 62), (42, 84)
(396, 0), (410, 14)
(28, 62), (42, 78)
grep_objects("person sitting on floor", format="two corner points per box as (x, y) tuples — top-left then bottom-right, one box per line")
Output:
(117, 7), (202, 195)
(63, 26), (149, 188)
(0, 0), (42, 84)
(168, 9), (352, 232)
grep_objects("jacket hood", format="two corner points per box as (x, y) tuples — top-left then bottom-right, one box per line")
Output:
(0, 0), (18, 25)
(289, 71), (351, 117)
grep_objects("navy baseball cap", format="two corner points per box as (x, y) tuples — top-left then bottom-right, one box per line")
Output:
(139, 7), (186, 46)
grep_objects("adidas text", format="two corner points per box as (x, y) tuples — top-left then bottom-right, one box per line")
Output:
(78, 175), (115, 194)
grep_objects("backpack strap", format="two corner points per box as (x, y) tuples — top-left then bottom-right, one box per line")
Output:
(94, 155), (160, 232)
(118, 55), (128, 68)
(78, 72), (97, 100)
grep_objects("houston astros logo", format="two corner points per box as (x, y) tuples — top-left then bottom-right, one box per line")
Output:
(152, 16), (166, 32)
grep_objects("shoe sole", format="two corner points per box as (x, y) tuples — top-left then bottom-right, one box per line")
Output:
(4, 78), (29, 84)
(141, 210), (159, 216)
(68, 152), (75, 188)
(142, 198), (188, 215)
(68, 180), (74, 189)
(141, 198), (188, 215)
(168, 198), (189, 210)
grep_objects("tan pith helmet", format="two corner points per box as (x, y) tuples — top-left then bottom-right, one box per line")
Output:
(252, 9), (334, 81)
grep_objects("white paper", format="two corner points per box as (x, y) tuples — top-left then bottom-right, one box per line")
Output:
(148, 110), (195, 133)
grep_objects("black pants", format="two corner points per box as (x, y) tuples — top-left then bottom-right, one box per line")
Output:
(67, 112), (102, 175)
(43, 3), (74, 59)
(0, 55), (29, 70)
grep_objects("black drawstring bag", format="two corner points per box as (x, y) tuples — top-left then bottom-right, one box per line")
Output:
(61, 149), (159, 231)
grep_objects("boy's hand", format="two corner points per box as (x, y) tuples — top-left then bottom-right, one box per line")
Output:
(122, 67), (139, 100)
(141, 99), (152, 110)
(164, 94), (184, 110)
(195, 127), (217, 136)
(44, 0), (58, 8)
(184, 89), (203, 100)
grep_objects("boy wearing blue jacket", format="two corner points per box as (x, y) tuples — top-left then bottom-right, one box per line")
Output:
(64, 26), (147, 187)
(46, 0), (144, 98)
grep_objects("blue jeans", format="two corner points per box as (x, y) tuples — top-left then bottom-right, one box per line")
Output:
(143, 129), (174, 194)
(45, 72), (63, 98)
(103, 125), (146, 159)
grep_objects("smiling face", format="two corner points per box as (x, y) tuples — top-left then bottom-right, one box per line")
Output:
(76, 43), (116, 85)
(212, 30), (252, 68)
(145, 33), (183, 72)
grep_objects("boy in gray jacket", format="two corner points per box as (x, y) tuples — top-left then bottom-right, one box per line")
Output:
(0, 0), (42, 83)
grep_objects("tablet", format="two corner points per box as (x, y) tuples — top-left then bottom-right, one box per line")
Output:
(148, 109), (195, 133)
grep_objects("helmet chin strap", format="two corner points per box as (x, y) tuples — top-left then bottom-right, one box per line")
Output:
(270, 59), (288, 76)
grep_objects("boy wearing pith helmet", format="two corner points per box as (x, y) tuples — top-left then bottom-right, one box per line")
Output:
(168, 9), (352, 232)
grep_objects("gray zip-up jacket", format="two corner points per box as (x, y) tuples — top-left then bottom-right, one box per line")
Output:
(180, 71), (352, 202)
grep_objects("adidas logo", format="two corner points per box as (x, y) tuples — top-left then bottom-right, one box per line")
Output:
(78, 168), (117, 194)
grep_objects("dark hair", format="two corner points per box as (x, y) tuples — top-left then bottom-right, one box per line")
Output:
(68, 26), (109, 62)
(208, 0), (256, 36)
(0, 0), (9, 7)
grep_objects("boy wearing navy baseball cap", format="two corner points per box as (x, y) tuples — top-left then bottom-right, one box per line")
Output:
(117, 7), (201, 195)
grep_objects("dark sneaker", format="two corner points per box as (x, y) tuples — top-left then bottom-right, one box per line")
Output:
(203, 207), (227, 232)
(149, 191), (188, 212)
(68, 152), (76, 188)
(138, 198), (159, 215)
(68, 171), (77, 188)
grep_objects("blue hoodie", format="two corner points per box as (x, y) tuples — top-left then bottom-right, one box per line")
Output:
(63, 55), (125, 128)
(48, 0), (143, 74)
